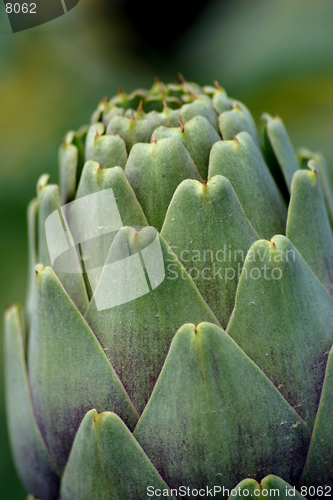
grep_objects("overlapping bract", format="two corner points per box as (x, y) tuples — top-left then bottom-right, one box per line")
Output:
(5, 80), (333, 500)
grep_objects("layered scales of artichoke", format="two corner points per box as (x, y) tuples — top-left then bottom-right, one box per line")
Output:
(5, 80), (333, 499)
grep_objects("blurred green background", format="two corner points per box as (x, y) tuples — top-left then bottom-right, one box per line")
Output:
(0, 0), (332, 497)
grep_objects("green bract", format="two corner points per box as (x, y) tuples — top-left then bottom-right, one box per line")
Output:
(4, 80), (333, 500)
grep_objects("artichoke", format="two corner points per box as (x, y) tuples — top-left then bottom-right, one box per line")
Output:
(4, 79), (333, 500)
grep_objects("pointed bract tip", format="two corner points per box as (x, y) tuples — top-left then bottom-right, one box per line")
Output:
(137, 100), (143, 112)
(118, 86), (124, 95)
(178, 73), (185, 83)
(37, 174), (50, 191)
(307, 160), (319, 174)
(152, 134), (157, 143)
(102, 97), (109, 104)
(187, 87), (200, 99)
(233, 135), (239, 142)
(35, 263), (45, 275)
(155, 76), (161, 83)
(178, 121), (185, 132)
(130, 112), (135, 122)
(214, 80), (222, 90)
(5, 303), (21, 314)
(163, 100), (168, 111)
(270, 239), (276, 248)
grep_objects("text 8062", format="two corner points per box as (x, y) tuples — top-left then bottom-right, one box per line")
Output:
(5, 3), (36, 13)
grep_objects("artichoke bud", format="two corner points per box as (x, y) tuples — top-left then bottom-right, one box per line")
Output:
(5, 79), (333, 499)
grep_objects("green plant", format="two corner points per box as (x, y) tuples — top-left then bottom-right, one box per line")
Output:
(4, 79), (333, 499)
